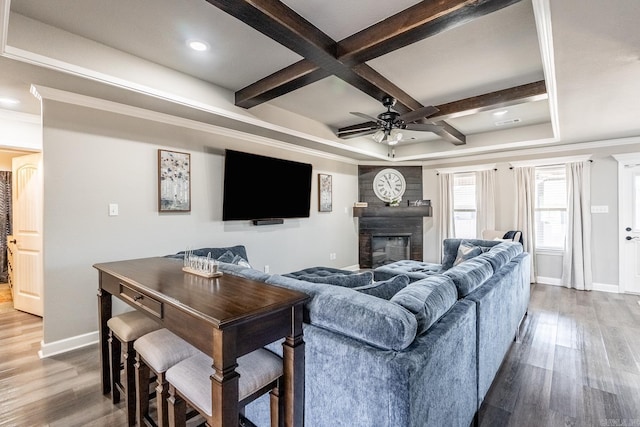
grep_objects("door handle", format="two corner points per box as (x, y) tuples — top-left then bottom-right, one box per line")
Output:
(8, 239), (16, 244)
(625, 236), (640, 240)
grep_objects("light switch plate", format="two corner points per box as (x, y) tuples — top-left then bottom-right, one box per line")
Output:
(108, 203), (119, 216)
(590, 205), (608, 214)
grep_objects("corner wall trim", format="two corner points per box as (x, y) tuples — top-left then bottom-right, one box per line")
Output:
(38, 330), (99, 359)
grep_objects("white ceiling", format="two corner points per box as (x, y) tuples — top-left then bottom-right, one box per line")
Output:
(1, 0), (639, 162)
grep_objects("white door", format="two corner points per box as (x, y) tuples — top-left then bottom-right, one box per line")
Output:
(616, 153), (640, 295)
(11, 153), (43, 316)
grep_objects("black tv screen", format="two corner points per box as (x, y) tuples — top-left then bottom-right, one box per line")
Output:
(222, 150), (312, 221)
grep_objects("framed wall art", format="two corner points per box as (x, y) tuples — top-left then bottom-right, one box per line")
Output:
(318, 173), (332, 212)
(158, 149), (191, 212)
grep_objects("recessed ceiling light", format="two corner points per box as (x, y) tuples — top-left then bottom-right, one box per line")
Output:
(0, 97), (20, 105)
(492, 110), (508, 116)
(187, 40), (209, 52)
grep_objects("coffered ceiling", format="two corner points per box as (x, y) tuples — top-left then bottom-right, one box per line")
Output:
(1, 0), (639, 162)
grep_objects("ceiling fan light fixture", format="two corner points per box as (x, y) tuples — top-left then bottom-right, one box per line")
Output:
(372, 130), (385, 143)
(388, 129), (403, 145)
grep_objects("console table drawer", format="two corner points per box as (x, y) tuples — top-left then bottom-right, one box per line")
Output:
(119, 283), (163, 319)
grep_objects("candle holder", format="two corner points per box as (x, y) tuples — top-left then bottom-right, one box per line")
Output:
(182, 249), (223, 278)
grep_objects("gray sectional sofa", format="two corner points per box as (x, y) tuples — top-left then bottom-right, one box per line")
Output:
(170, 239), (529, 427)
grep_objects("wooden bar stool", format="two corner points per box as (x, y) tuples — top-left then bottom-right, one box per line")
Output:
(166, 348), (283, 427)
(134, 328), (200, 427)
(107, 310), (161, 426)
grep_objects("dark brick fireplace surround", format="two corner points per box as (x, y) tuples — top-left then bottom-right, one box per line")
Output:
(355, 166), (432, 269)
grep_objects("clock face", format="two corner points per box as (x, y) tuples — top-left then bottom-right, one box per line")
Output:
(373, 168), (406, 202)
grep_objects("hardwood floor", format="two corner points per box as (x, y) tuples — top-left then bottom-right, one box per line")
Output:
(0, 284), (639, 426)
(479, 284), (640, 427)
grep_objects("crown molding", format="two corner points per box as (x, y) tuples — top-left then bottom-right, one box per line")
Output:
(31, 84), (366, 164)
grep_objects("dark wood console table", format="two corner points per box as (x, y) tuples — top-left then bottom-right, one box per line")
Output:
(94, 257), (308, 427)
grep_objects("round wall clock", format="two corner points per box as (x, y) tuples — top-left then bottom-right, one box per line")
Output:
(373, 168), (406, 202)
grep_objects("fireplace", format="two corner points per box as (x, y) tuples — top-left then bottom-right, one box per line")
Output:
(371, 234), (411, 268)
(356, 165), (429, 269)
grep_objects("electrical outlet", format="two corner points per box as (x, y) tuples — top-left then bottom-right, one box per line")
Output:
(329, 253), (336, 260)
(264, 265), (270, 273)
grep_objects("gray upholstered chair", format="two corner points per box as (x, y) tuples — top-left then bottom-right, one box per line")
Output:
(107, 311), (161, 426)
(134, 328), (200, 427)
(166, 348), (283, 427)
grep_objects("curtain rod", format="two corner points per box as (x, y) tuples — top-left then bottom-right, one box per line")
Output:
(508, 159), (593, 170)
(436, 168), (498, 176)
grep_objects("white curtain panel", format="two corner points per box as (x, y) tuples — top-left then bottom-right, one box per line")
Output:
(476, 169), (496, 237)
(562, 161), (593, 290)
(514, 167), (537, 283)
(437, 173), (455, 262)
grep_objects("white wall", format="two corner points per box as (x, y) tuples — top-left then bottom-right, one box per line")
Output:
(422, 140), (640, 289)
(41, 99), (359, 344)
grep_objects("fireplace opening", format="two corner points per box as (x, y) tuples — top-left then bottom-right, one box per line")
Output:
(371, 234), (411, 268)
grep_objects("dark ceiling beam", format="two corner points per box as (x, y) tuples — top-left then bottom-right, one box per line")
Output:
(429, 80), (547, 120)
(235, 60), (330, 108)
(204, 0), (336, 68)
(337, 0), (523, 65)
(336, 81), (547, 139)
(233, 0), (523, 108)
(208, 0), (416, 111)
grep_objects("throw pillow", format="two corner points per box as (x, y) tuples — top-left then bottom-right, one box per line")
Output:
(297, 271), (373, 288)
(453, 241), (483, 266)
(216, 250), (236, 264)
(502, 230), (523, 244)
(230, 254), (251, 268)
(355, 274), (410, 300)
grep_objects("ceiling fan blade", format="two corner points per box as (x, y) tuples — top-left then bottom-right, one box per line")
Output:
(404, 123), (443, 132)
(336, 124), (378, 139)
(398, 105), (440, 123)
(350, 112), (380, 122)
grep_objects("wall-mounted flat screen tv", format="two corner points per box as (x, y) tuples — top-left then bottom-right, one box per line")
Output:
(222, 149), (312, 221)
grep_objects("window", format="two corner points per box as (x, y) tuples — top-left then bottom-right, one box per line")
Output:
(453, 173), (476, 239)
(534, 165), (567, 250)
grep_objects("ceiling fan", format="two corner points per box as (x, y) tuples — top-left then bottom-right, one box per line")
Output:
(337, 96), (443, 145)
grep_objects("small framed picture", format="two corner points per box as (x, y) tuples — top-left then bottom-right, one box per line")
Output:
(158, 149), (191, 212)
(318, 173), (332, 212)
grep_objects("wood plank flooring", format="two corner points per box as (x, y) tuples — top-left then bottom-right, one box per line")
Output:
(479, 284), (640, 427)
(0, 284), (639, 426)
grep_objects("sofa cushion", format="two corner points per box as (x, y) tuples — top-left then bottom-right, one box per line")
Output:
(476, 241), (523, 272)
(441, 239), (502, 271)
(373, 260), (442, 282)
(453, 241), (484, 266)
(266, 274), (330, 299)
(390, 275), (458, 335)
(354, 274), (409, 300)
(444, 256), (494, 297)
(307, 286), (417, 351)
(292, 271), (373, 288)
(217, 263), (270, 282)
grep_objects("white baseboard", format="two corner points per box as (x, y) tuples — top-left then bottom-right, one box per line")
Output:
(536, 276), (562, 286)
(342, 264), (361, 271)
(38, 331), (99, 359)
(536, 277), (619, 293)
(592, 282), (620, 293)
